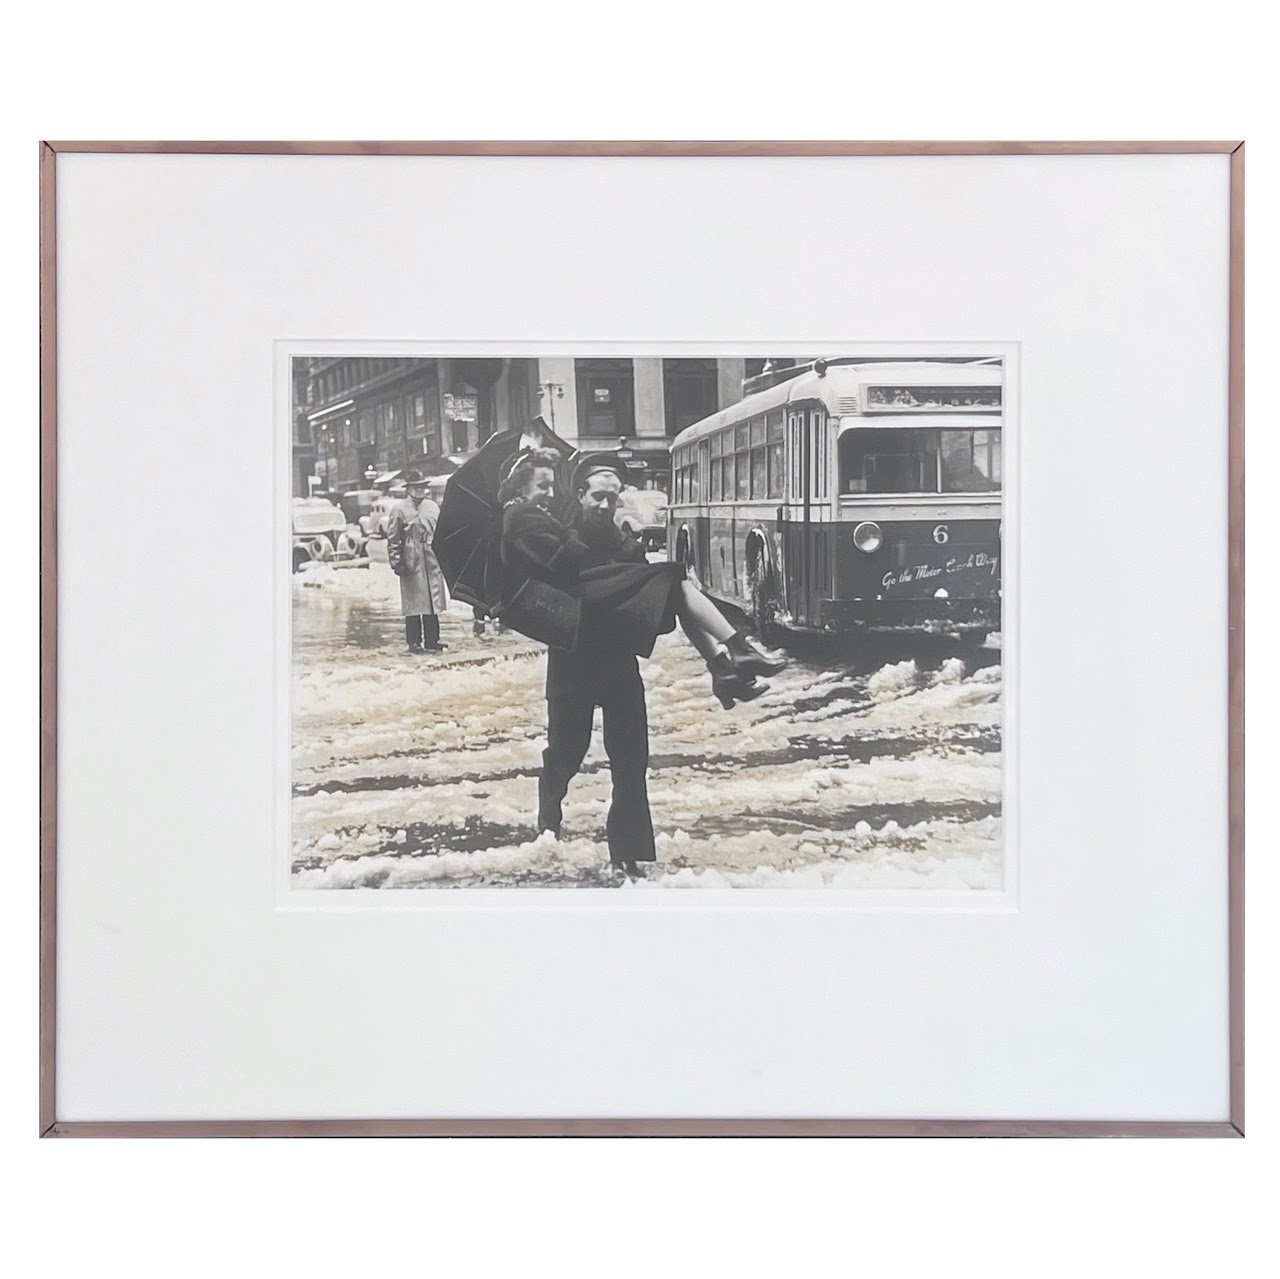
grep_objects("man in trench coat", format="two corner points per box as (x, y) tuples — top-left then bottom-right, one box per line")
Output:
(535, 456), (658, 876)
(386, 471), (449, 652)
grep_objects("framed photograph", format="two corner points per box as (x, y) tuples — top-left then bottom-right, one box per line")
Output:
(41, 142), (1243, 1136)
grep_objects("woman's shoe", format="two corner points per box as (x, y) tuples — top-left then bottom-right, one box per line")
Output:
(709, 652), (769, 709)
(713, 673), (769, 710)
(724, 628), (789, 678)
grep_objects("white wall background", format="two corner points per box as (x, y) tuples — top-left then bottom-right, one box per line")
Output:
(4, 7), (1273, 1277)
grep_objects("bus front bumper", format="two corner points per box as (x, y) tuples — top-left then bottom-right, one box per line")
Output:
(818, 597), (1000, 633)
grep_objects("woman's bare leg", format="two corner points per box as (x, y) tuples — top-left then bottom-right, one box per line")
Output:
(676, 580), (736, 660)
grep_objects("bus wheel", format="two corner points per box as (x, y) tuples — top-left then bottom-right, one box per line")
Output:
(677, 529), (696, 581)
(748, 549), (778, 642)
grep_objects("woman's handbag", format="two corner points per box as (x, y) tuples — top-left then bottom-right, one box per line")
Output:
(498, 578), (581, 650)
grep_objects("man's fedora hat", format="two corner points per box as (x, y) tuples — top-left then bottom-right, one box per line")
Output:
(402, 470), (429, 486)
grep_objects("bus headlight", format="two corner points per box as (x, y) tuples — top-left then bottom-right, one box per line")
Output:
(852, 521), (883, 553)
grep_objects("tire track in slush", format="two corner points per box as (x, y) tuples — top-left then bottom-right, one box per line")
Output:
(292, 725), (1001, 798)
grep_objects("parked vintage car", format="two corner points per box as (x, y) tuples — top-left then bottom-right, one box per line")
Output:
(362, 494), (397, 539)
(338, 489), (384, 537)
(614, 487), (669, 551)
(291, 497), (368, 571)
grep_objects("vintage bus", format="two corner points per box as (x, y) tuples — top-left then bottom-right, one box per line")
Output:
(668, 359), (1002, 640)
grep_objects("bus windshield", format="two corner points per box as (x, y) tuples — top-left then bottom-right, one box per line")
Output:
(839, 428), (1000, 495)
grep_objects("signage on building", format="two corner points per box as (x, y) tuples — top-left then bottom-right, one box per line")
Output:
(444, 393), (478, 422)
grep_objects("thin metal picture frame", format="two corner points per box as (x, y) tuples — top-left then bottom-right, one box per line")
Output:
(38, 140), (1245, 1138)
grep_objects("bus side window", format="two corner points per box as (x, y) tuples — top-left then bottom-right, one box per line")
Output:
(709, 430), (723, 501)
(748, 417), (767, 500)
(734, 424), (750, 499)
(787, 412), (801, 499)
(766, 413), (784, 500)
(810, 410), (826, 499)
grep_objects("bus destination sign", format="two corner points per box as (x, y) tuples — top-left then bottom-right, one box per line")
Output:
(865, 385), (1002, 412)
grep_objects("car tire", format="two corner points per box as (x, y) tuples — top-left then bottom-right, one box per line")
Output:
(676, 528), (697, 584)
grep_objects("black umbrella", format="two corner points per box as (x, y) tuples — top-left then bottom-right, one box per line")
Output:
(433, 417), (575, 610)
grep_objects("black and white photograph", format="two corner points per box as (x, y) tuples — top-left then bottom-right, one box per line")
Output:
(290, 352), (1005, 889)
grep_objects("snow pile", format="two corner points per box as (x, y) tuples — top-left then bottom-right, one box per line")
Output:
(867, 659), (919, 700)
(291, 566), (1004, 890)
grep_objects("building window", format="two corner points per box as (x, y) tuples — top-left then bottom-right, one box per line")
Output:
(663, 359), (719, 435)
(407, 374), (442, 459)
(450, 421), (470, 453)
(575, 359), (635, 437)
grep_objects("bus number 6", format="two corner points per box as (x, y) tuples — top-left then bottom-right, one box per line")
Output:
(932, 524), (949, 545)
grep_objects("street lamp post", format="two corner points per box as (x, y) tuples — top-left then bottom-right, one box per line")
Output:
(536, 381), (565, 430)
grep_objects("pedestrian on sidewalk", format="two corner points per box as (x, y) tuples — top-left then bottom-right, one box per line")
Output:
(386, 471), (449, 653)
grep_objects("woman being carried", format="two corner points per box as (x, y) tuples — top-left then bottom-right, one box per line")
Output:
(498, 450), (787, 707)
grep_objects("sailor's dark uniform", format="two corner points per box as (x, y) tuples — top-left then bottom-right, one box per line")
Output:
(499, 502), (674, 866)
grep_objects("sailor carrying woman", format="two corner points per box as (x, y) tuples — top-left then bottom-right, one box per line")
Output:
(497, 447), (788, 708)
